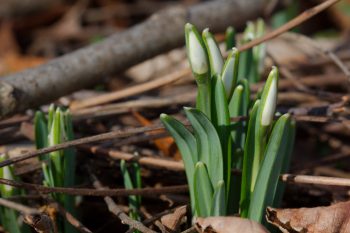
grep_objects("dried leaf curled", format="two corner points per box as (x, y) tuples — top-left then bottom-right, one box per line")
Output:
(195, 216), (269, 233)
(266, 201), (350, 233)
(23, 213), (55, 233)
(161, 205), (187, 232)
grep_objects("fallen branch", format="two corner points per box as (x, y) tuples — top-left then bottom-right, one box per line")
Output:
(0, 0), (267, 118)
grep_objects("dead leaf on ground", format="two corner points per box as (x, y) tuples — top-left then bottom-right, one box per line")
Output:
(132, 111), (181, 159)
(0, 22), (46, 75)
(266, 200), (350, 233)
(195, 216), (269, 233)
(161, 205), (187, 232)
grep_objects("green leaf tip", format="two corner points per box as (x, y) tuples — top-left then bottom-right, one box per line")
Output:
(222, 48), (239, 98)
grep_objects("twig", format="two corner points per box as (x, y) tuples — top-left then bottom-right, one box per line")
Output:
(72, 92), (195, 120)
(0, 124), (164, 168)
(181, 226), (196, 233)
(238, 0), (340, 52)
(0, 178), (188, 197)
(48, 202), (92, 233)
(70, 68), (190, 110)
(283, 32), (350, 87)
(89, 170), (157, 233)
(0, 198), (55, 233)
(280, 174), (350, 187)
(79, 145), (184, 171)
(0, 197), (38, 214)
(126, 208), (181, 233)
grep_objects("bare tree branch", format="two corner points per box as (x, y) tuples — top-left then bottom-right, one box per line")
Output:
(0, 0), (267, 118)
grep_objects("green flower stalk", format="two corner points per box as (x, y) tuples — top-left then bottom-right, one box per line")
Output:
(185, 23), (211, 118)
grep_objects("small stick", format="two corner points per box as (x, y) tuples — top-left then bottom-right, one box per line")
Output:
(70, 68), (190, 110)
(0, 198), (55, 233)
(89, 170), (157, 233)
(0, 178), (188, 197)
(79, 145), (184, 171)
(0, 197), (38, 214)
(280, 174), (350, 187)
(48, 202), (92, 233)
(238, 0), (340, 52)
(283, 32), (350, 87)
(0, 124), (164, 168)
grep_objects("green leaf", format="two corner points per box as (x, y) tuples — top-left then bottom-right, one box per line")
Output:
(240, 100), (260, 218)
(251, 67), (279, 191)
(121, 160), (140, 221)
(194, 162), (214, 217)
(230, 79), (250, 151)
(47, 104), (55, 131)
(225, 26), (236, 51)
(221, 48), (239, 99)
(253, 19), (266, 76)
(160, 113), (197, 213)
(210, 75), (231, 189)
(229, 85), (244, 150)
(248, 114), (292, 223)
(34, 111), (48, 152)
(210, 180), (226, 216)
(48, 108), (63, 189)
(184, 107), (223, 188)
(2, 208), (21, 233)
(202, 29), (224, 76)
(273, 119), (296, 207)
(63, 111), (76, 188)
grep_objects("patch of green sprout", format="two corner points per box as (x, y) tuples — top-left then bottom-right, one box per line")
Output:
(120, 160), (142, 233)
(35, 105), (77, 233)
(0, 154), (30, 233)
(160, 22), (295, 224)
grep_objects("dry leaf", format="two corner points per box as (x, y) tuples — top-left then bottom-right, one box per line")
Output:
(23, 213), (55, 233)
(132, 111), (180, 159)
(266, 200), (350, 233)
(195, 216), (269, 233)
(161, 205), (187, 232)
(0, 22), (46, 75)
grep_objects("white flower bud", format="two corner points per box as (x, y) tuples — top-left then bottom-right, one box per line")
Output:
(261, 67), (278, 126)
(203, 28), (224, 76)
(186, 24), (208, 75)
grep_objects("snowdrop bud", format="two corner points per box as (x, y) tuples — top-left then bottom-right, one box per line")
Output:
(261, 67), (278, 126)
(185, 23), (209, 75)
(202, 28), (224, 76)
(243, 21), (255, 41)
(222, 48), (239, 98)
